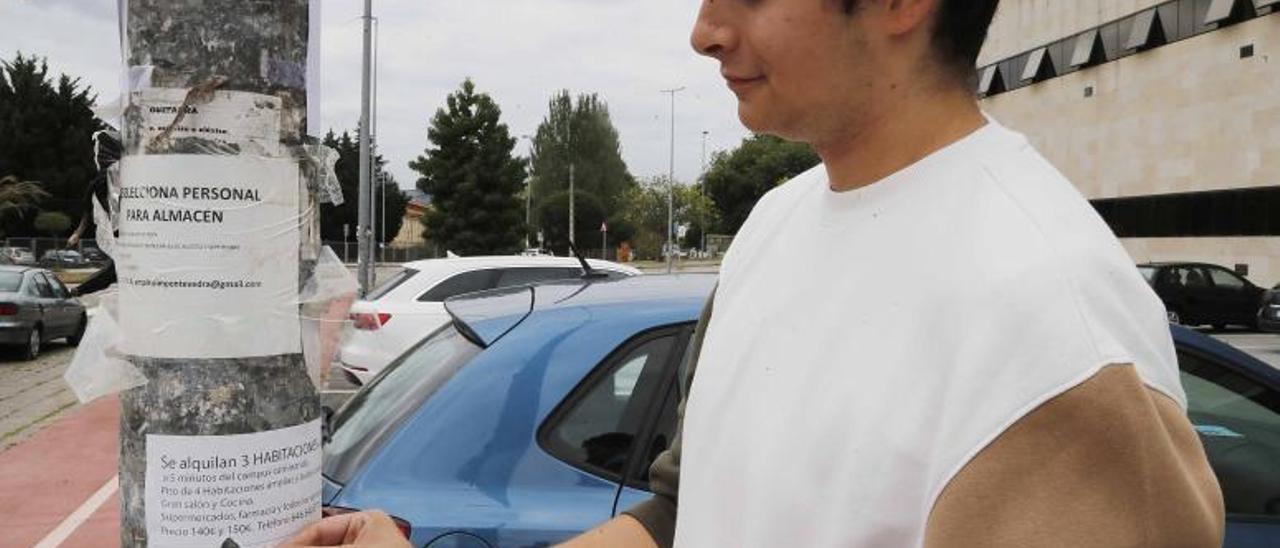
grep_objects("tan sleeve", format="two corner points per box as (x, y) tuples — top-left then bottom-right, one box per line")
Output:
(621, 288), (715, 548)
(925, 364), (1225, 548)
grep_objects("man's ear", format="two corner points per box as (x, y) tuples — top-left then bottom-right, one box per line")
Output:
(878, 0), (939, 36)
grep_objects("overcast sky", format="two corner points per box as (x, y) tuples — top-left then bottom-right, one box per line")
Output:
(1, 0), (751, 190)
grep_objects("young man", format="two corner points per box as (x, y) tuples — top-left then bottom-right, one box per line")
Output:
(287, 1), (1224, 546)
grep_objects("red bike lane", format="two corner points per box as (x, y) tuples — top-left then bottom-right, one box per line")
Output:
(0, 396), (120, 548)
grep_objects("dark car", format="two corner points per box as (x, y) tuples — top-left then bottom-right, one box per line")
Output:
(1258, 283), (1280, 333)
(324, 275), (1280, 547)
(39, 249), (86, 267)
(79, 247), (109, 263)
(1139, 262), (1267, 330)
(0, 266), (86, 359)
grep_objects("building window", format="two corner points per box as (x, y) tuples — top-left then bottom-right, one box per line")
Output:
(1240, 44), (1255, 58)
(979, 0), (1278, 95)
(1206, 0), (1255, 27)
(1126, 9), (1168, 50)
(1070, 29), (1108, 67)
(978, 65), (1006, 96)
(1091, 187), (1280, 238)
(1021, 47), (1056, 83)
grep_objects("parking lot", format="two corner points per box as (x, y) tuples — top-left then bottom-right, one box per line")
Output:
(3, 317), (1277, 453)
(0, 263), (1276, 547)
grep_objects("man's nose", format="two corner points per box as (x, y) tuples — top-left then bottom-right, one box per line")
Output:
(690, 0), (734, 58)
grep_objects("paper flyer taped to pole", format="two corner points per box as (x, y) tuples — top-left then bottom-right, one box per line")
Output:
(145, 420), (322, 546)
(116, 154), (301, 359)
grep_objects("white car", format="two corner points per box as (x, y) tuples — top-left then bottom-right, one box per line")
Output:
(337, 255), (641, 384)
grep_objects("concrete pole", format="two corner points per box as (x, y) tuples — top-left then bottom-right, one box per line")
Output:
(357, 0), (374, 295)
(119, 1), (319, 546)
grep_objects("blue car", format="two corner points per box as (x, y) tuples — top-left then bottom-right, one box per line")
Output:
(323, 274), (1280, 547)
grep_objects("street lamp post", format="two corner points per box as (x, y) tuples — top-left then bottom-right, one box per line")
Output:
(701, 130), (708, 255)
(519, 134), (533, 250)
(371, 16), (381, 272)
(569, 163), (575, 246)
(660, 87), (684, 274)
(356, 0), (374, 295)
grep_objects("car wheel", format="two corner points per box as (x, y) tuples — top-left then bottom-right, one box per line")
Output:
(1167, 309), (1183, 325)
(67, 315), (87, 346)
(22, 327), (41, 361)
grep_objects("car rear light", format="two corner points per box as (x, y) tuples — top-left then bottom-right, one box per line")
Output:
(350, 312), (391, 331)
(0, 303), (18, 316)
(322, 506), (411, 539)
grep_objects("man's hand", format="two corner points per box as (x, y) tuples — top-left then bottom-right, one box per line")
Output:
(280, 510), (411, 548)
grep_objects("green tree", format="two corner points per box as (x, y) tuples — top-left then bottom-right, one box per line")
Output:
(0, 54), (105, 236)
(619, 176), (719, 260)
(33, 211), (71, 236)
(704, 135), (820, 234)
(372, 172), (409, 246)
(318, 130), (407, 245)
(410, 79), (525, 255)
(528, 91), (635, 253)
(0, 175), (49, 224)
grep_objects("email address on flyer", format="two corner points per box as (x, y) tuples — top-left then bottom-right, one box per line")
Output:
(122, 277), (264, 290)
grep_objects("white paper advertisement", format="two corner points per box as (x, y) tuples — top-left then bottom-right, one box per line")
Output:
(145, 420), (322, 547)
(116, 154), (301, 359)
(135, 89), (283, 157)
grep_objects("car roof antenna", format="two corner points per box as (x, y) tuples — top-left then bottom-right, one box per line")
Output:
(567, 241), (609, 279)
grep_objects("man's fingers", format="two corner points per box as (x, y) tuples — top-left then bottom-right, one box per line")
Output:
(280, 513), (360, 547)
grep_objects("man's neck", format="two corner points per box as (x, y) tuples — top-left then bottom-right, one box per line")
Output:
(815, 88), (987, 192)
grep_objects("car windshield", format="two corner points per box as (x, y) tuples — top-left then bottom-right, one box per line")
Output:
(323, 324), (482, 484)
(0, 272), (22, 292)
(1138, 266), (1156, 283)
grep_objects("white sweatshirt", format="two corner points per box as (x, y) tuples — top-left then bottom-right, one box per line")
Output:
(673, 119), (1185, 547)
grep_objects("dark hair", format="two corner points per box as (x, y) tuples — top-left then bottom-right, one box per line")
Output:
(844, 0), (1001, 83)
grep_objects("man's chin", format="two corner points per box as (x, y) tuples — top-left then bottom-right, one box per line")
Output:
(736, 103), (769, 133)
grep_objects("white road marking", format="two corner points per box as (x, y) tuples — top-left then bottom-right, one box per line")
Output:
(33, 475), (118, 548)
(321, 389), (359, 395)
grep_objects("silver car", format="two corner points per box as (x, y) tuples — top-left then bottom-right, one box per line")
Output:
(0, 266), (86, 359)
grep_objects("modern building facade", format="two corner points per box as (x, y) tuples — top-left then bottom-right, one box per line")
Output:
(979, 0), (1280, 286)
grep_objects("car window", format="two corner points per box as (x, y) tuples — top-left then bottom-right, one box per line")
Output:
(1138, 266), (1156, 284)
(43, 274), (69, 298)
(1177, 266), (1210, 288)
(0, 272), (22, 292)
(31, 274), (53, 298)
(1179, 350), (1280, 519)
(541, 331), (678, 483)
(632, 380), (679, 488)
(323, 325), (482, 484)
(418, 269), (500, 302)
(365, 268), (417, 301)
(1207, 268), (1246, 290)
(495, 267), (582, 287)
